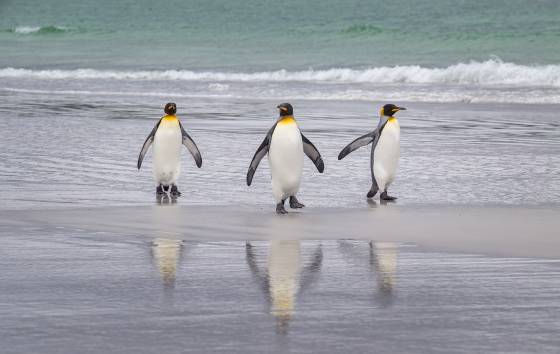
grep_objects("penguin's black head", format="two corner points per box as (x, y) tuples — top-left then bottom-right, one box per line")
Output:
(164, 102), (177, 115)
(381, 104), (406, 117)
(277, 103), (293, 116)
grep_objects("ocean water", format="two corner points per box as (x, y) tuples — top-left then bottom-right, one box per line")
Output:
(0, 0), (559, 209)
(0, 0), (560, 103)
(2, 0), (560, 69)
(1, 95), (559, 210)
(1, 0), (560, 104)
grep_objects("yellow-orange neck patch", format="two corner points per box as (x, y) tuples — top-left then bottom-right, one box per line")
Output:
(278, 116), (296, 125)
(162, 114), (177, 121)
(161, 115), (179, 127)
(387, 117), (397, 123)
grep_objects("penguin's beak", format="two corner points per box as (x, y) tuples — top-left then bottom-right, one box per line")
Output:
(394, 107), (406, 112)
(277, 106), (288, 112)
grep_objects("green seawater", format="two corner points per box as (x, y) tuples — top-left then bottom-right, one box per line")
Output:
(1, 0), (559, 70)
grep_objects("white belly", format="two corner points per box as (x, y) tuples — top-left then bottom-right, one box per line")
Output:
(153, 124), (182, 186)
(373, 119), (400, 191)
(268, 122), (304, 203)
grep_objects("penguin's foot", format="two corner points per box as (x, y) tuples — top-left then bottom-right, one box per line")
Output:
(156, 185), (166, 195)
(170, 184), (181, 197)
(289, 196), (305, 209)
(276, 202), (288, 214)
(367, 185), (379, 198)
(380, 191), (397, 201)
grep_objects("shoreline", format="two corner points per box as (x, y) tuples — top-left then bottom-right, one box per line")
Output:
(3, 204), (559, 259)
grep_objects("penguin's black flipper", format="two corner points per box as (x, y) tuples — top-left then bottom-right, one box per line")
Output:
(301, 134), (325, 173)
(179, 122), (202, 168)
(338, 116), (390, 160)
(247, 123), (277, 186)
(337, 131), (376, 160)
(137, 118), (162, 169)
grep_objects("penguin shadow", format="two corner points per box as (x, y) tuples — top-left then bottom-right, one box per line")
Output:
(380, 198), (396, 206)
(367, 198), (396, 208)
(245, 240), (323, 335)
(337, 240), (398, 307)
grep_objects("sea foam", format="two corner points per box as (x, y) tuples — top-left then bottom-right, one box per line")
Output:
(1, 59), (559, 87)
(10, 26), (71, 34)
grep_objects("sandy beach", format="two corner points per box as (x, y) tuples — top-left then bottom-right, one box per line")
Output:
(2, 204), (560, 353)
(2, 204), (560, 258)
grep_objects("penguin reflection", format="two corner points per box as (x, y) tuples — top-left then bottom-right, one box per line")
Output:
(156, 192), (177, 205)
(151, 238), (184, 289)
(338, 240), (398, 305)
(245, 241), (323, 335)
(369, 242), (398, 303)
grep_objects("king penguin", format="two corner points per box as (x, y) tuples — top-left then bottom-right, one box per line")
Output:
(137, 103), (202, 196)
(338, 103), (406, 201)
(247, 103), (324, 214)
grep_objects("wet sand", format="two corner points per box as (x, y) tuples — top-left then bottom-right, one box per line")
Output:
(2, 204), (559, 258)
(1, 207), (559, 353)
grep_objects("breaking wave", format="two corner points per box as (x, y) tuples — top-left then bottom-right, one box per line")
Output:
(6, 26), (73, 34)
(1, 59), (559, 87)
